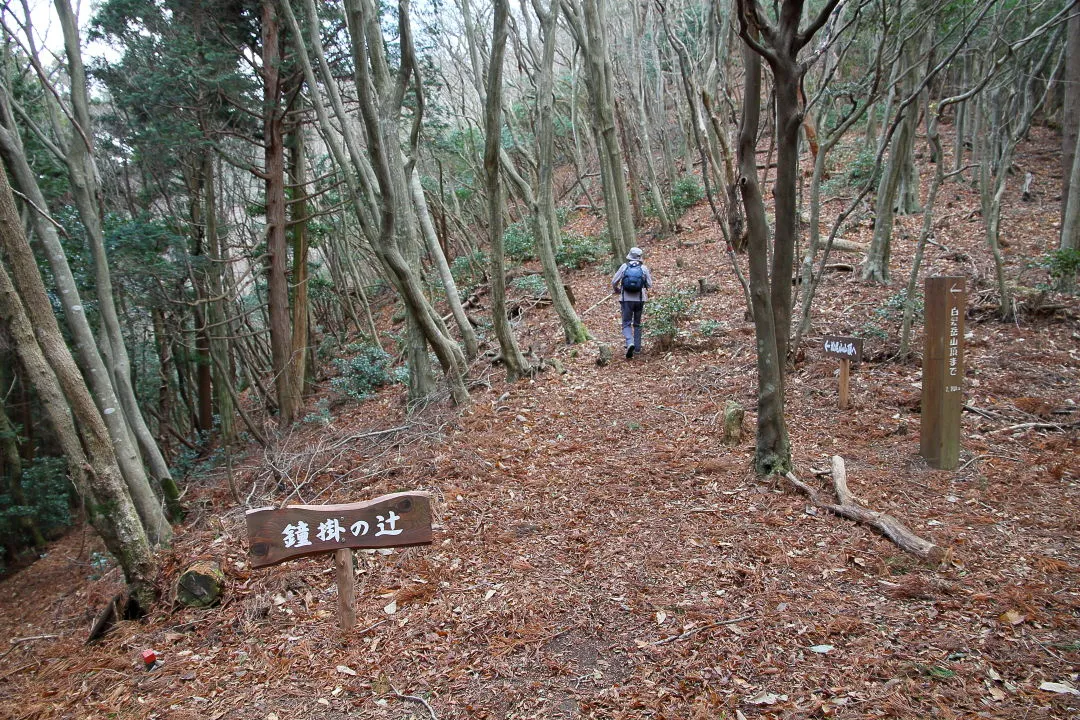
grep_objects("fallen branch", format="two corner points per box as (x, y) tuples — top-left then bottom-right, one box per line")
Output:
(785, 456), (944, 564)
(992, 420), (1080, 434)
(9, 634), (58, 644)
(831, 239), (869, 254)
(391, 687), (439, 720)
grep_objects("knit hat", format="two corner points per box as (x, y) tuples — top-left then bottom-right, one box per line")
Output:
(626, 247), (643, 261)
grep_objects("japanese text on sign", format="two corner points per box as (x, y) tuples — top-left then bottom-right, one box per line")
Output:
(281, 512), (402, 549)
(246, 492), (432, 568)
(947, 307), (960, 385)
(823, 335), (863, 361)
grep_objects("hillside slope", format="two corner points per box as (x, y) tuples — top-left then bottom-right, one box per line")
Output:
(1, 129), (1079, 719)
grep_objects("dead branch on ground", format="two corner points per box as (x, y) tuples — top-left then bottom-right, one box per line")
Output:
(784, 456), (944, 564)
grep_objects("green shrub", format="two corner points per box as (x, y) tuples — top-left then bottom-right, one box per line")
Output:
(1037, 248), (1080, 291)
(302, 399), (332, 426)
(874, 288), (923, 322)
(331, 343), (399, 401)
(450, 250), (488, 295)
(0, 456), (72, 569)
(846, 147), (879, 186)
(647, 289), (698, 350)
(503, 221), (536, 261)
(556, 231), (606, 269)
(511, 273), (547, 296)
(698, 319), (723, 337)
(671, 176), (705, 213)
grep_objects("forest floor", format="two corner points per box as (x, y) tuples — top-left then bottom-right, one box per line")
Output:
(1, 126), (1080, 720)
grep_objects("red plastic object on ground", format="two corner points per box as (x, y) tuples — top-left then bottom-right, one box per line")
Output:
(141, 650), (157, 669)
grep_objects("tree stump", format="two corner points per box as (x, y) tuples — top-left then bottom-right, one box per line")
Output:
(596, 343), (612, 366)
(723, 401), (744, 446)
(176, 560), (225, 608)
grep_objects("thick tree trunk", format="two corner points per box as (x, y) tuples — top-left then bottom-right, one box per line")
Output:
(288, 123), (311, 399)
(567, 0), (636, 259)
(262, 0), (301, 425)
(0, 171), (158, 606)
(204, 153), (235, 443)
(1063, 13), (1080, 230)
(532, 0), (589, 344)
(737, 39), (790, 477)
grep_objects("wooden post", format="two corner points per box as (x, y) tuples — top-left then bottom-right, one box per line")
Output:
(335, 548), (356, 631)
(920, 276), (966, 469)
(245, 492), (432, 632)
(838, 358), (851, 410)
(823, 336), (862, 410)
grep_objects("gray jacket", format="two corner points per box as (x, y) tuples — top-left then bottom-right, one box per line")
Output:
(611, 262), (653, 302)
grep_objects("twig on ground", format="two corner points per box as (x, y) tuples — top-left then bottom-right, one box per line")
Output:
(992, 420), (1079, 434)
(391, 687), (439, 720)
(963, 404), (1007, 421)
(652, 615), (755, 646)
(9, 634), (58, 644)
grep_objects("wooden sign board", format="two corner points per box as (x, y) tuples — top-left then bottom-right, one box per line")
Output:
(824, 336), (862, 409)
(823, 336), (863, 362)
(920, 276), (965, 470)
(246, 491), (432, 568)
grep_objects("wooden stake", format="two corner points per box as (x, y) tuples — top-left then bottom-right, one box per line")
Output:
(838, 358), (851, 409)
(920, 276), (965, 469)
(335, 548), (356, 631)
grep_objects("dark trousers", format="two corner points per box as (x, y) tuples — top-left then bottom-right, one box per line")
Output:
(620, 300), (644, 349)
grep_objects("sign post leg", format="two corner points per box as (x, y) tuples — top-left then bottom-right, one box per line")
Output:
(335, 548), (356, 631)
(839, 358), (851, 410)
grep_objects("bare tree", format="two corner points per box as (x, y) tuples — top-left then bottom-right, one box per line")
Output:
(734, 0), (843, 475)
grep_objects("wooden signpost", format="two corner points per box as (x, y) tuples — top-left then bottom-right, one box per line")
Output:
(246, 491), (432, 630)
(920, 276), (966, 470)
(823, 336), (863, 409)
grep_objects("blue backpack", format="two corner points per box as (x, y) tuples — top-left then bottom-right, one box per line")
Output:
(622, 262), (645, 292)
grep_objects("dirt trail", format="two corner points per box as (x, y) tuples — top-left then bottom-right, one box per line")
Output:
(2, 132), (1080, 718)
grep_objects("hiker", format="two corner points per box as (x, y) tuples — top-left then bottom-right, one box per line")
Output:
(611, 246), (653, 359)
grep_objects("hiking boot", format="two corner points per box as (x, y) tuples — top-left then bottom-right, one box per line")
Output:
(625, 345), (634, 359)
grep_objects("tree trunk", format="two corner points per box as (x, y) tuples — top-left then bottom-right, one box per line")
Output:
(288, 121), (311, 400)
(0, 102), (171, 544)
(342, 0), (469, 404)
(531, 0), (589, 344)
(53, 0), (182, 517)
(205, 152), (235, 443)
(1063, 12), (1080, 230)
(486, 0), (531, 381)
(568, 0), (636, 259)
(262, 0), (301, 424)
(408, 168), (481, 359)
(0, 169), (158, 607)
(737, 37), (790, 477)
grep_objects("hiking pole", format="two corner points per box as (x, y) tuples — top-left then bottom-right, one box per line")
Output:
(581, 293), (616, 317)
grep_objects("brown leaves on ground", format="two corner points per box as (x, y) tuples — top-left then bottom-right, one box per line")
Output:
(1, 128), (1079, 719)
